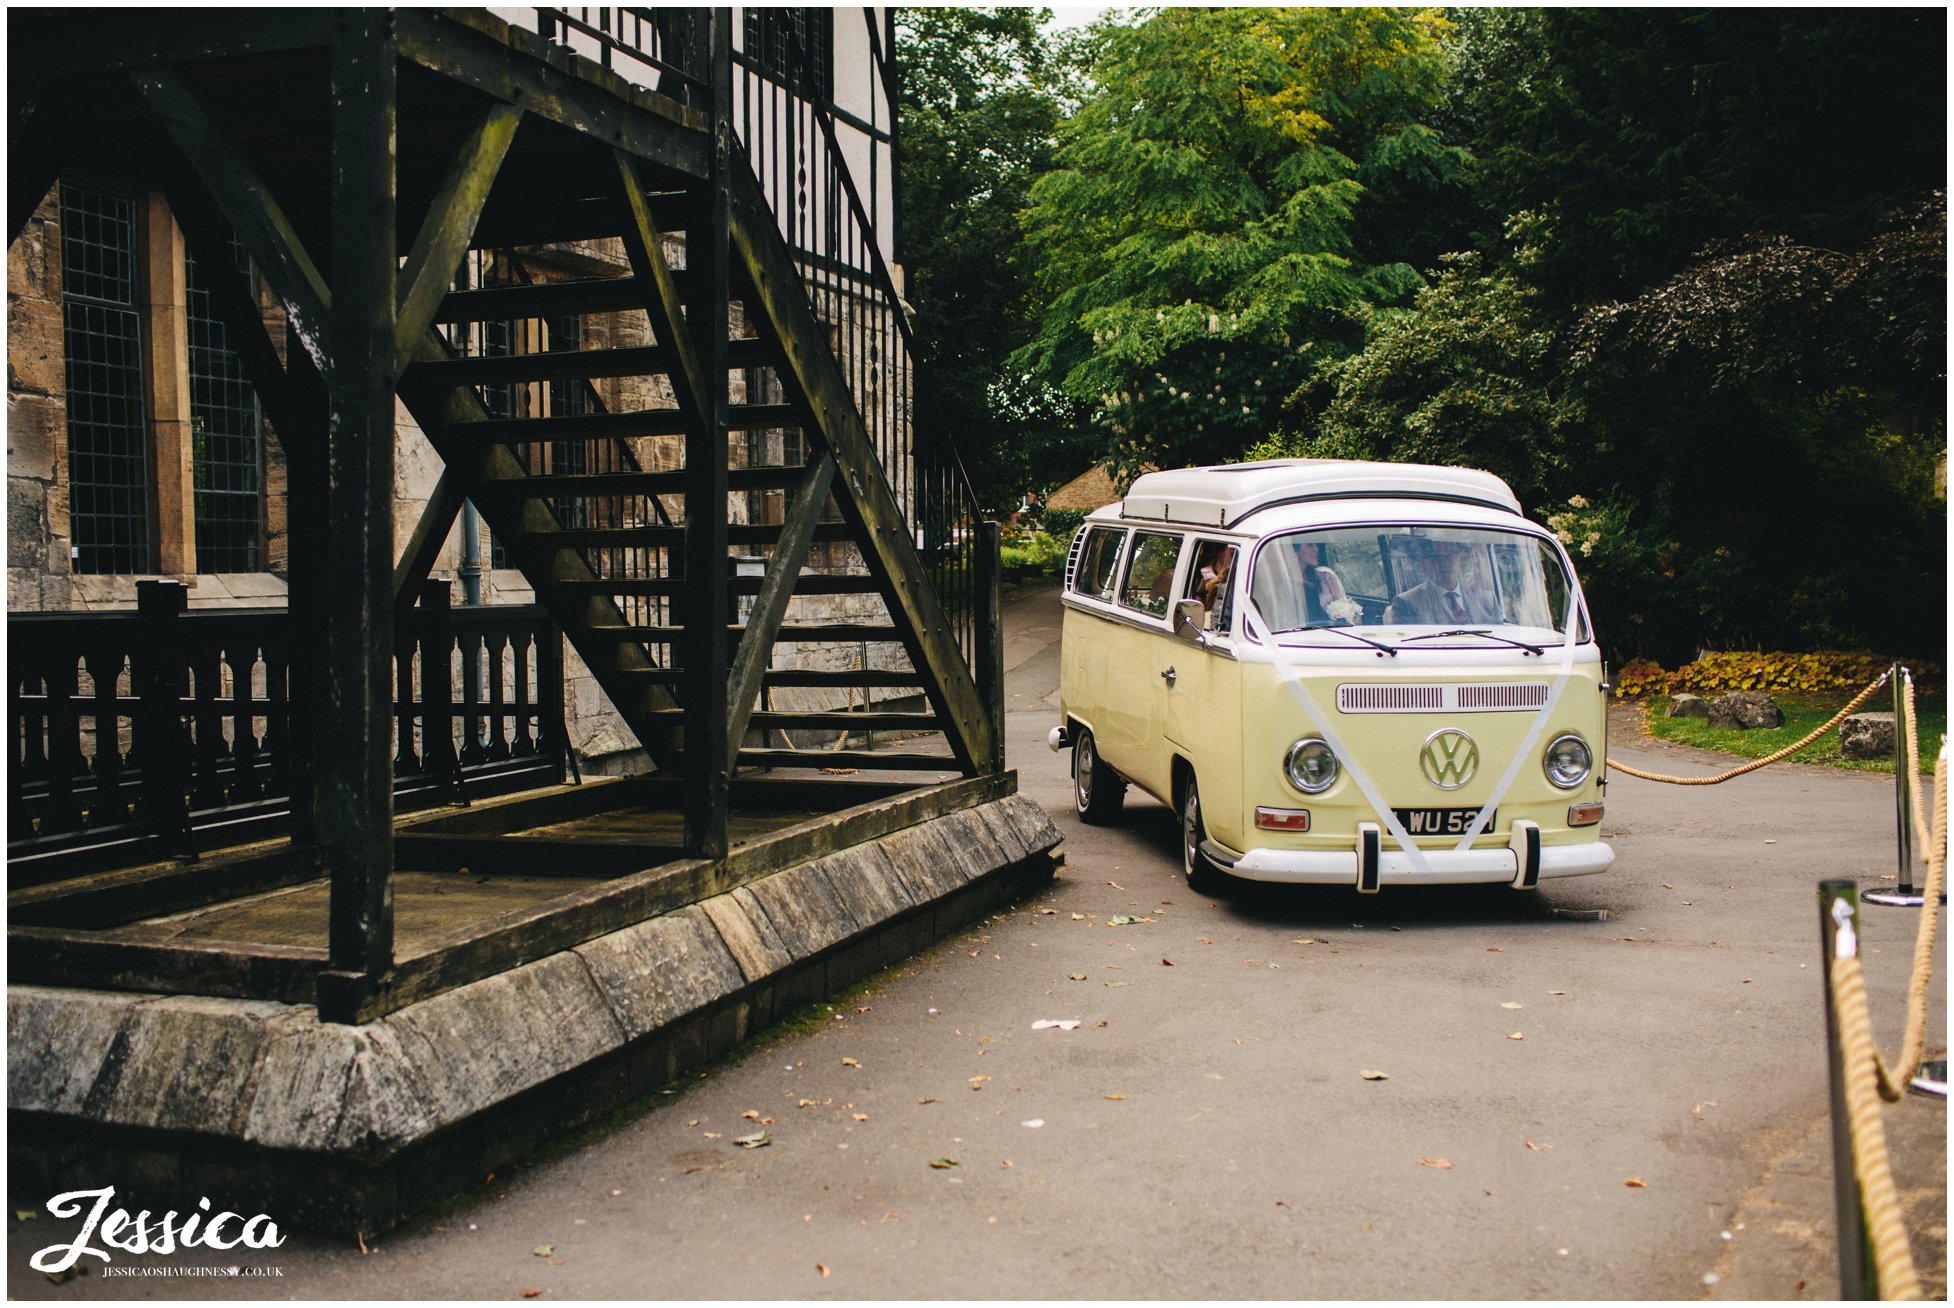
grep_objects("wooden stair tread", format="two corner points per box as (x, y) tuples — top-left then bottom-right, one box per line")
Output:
(734, 750), (960, 772)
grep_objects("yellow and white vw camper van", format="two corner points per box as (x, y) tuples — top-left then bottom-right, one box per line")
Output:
(1050, 459), (1612, 893)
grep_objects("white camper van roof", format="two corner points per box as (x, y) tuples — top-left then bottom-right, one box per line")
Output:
(1120, 459), (1523, 528)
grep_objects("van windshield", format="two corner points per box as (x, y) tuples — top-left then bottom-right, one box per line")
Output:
(1248, 526), (1586, 642)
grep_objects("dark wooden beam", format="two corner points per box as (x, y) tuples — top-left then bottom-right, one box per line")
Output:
(392, 472), (465, 615)
(724, 165), (995, 774)
(9, 10), (335, 95)
(673, 12), (736, 860)
(7, 928), (325, 1007)
(613, 150), (711, 422)
(316, 12), (400, 1026)
(394, 10), (710, 180)
(394, 334), (684, 756)
(129, 67), (334, 374)
(394, 101), (523, 377)
(723, 451), (837, 766)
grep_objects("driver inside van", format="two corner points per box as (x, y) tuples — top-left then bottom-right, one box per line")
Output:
(1388, 538), (1495, 625)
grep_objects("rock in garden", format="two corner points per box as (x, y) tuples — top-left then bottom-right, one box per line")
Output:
(1708, 691), (1783, 730)
(1839, 712), (1897, 760)
(1666, 693), (1710, 719)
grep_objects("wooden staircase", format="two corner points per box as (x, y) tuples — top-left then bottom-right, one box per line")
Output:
(392, 136), (995, 785)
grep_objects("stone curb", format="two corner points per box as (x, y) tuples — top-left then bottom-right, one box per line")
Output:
(9, 794), (1063, 1231)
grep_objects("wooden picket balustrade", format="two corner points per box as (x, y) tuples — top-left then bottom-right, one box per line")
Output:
(8, 580), (566, 884)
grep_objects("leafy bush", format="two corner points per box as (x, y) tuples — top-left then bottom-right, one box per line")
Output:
(999, 530), (1072, 580)
(1040, 507), (1088, 542)
(1610, 649), (1941, 699)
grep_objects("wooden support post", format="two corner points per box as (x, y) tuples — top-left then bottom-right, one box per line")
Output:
(133, 580), (193, 853)
(678, 10), (735, 860)
(724, 452), (837, 763)
(316, 12), (399, 1025)
(976, 520), (1006, 775)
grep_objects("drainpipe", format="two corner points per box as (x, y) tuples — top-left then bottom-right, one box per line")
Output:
(459, 501), (483, 605)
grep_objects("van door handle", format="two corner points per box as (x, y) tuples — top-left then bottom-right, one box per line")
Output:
(1161, 666), (1177, 686)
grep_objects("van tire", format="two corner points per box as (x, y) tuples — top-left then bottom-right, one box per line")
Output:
(1180, 775), (1226, 894)
(1072, 730), (1125, 825)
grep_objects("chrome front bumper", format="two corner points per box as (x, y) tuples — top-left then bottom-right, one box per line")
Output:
(1207, 834), (1614, 888)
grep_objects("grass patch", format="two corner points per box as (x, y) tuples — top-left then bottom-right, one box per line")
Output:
(1641, 689), (1943, 775)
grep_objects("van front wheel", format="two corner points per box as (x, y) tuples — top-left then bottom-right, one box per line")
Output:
(1180, 776), (1225, 894)
(1073, 730), (1125, 825)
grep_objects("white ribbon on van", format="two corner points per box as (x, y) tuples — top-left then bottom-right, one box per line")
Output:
(1243, 574), (1591, 871)
(1448, 577), (1589, 851)
(1241, 601), (1435, 877)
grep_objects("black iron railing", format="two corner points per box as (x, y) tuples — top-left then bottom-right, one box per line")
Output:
(9, 580), (566, 883)
(529, 6), (990, 672)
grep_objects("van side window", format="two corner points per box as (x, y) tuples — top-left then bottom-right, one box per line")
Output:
(1184, 539), (1238, 632)
(1119, 531), (1183, 617)
(1071, 526), (1125, 602)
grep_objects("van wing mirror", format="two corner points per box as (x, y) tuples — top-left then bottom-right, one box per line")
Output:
(1173, 598), (1209, 644)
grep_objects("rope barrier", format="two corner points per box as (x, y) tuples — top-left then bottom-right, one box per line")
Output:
(1902, 671), (1931, 854)
(1829, 950), (1926, 1300)
(1609, 670), (1892, 785)
(1872, 751), (1945, 1104)
(1823, 745), (1944, 1300)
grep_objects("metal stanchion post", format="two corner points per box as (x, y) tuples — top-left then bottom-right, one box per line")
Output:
(1866, 665), (1934, 907)
(1819, 880), (1875, 1300)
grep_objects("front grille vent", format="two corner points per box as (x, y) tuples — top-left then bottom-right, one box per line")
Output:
(1339, 684), (1444, 712)
(1338, 683), (1551, 714)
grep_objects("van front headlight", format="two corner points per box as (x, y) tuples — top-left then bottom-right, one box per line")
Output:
(1542, 733), (1593, 789)
(1285, 739), (1340, 794)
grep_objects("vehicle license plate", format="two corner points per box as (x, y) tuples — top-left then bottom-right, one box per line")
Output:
(1392, 807), (1495, 837)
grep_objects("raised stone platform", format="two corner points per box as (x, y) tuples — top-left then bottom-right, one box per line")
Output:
(8, 794), (1063, 1236)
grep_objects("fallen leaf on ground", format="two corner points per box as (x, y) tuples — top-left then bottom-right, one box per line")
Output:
(1419, 1158), (1453, 1169)
(1525, 1140), (1547, 1151)
(1071, 913), (1088, 921)
(1507, 1032), (1524, 1041)
(1068, 973), (1087, 981)
(1108, 880), (1125, 889)
(816, 1264), (830, 1278)
(521, 1291), (542, 1300)
(1162, 958), (1175, 966)
(532, 1245), (555, 1257)
(798, 1099), (818, 1108)
(917, 1096), (939, 1105)
(1549, 990), (1567, 996)
(1360, 1069), (1389, 1081)
(969, 1076), (990, 1089)
(852, 1113), (870, 1122)
(741, 1110), (760, 1120)
(929, 1158), (961, 1169)
(733, 1131), (771, 1149)
(1625, 1177), (1647, 1188)
(1198, 936), (1215, 945)
(1487, 947), (1503, 953)
(1107, 915), (1152, 925)
(841, 1058), (861, 1068)
(1037, 908), (1057, 915)
(1276, 1199), (1291, 1208)
(1501, 1002), (1523, 1010)
(1105, 980), (1132, 987)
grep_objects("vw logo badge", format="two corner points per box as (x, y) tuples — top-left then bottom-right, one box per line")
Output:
(1420, 729), (1479, 790)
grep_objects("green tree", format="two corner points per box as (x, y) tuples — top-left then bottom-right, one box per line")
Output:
(1013, 7), (1460, 482)
(1312, 254), (1573, 509)
(1470, 9), (1946, 310)
(897, 7), (1091, 514)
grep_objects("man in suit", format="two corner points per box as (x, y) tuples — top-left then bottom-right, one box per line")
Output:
(1388, 539), (1497, 625)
